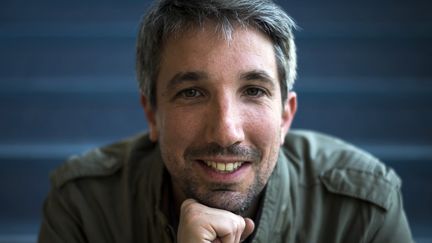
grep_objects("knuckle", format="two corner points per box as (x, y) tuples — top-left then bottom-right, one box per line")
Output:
(180, 199), (194, 210)
(230, 217), (243, 231)
(180, 199), (197, 215)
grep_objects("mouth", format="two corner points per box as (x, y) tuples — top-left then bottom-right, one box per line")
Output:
(202, 160), (245, 173)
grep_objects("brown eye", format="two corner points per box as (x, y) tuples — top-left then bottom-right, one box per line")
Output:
(245, 87), (265, 97)
(180, 88), (202, 98)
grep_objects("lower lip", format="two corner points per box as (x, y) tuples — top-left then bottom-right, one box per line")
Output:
(195, 160), (251, 183)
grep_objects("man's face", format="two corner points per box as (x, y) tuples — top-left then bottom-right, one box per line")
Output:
(142, 24), (296, 214)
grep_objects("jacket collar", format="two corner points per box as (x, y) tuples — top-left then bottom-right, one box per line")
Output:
(251, 150), (294, 242)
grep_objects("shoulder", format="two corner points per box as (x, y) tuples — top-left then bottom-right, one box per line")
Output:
(282, 129), (401, 210)
(50, 133), (153, 189)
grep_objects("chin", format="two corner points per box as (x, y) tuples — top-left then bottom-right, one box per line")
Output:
(199, 190), (254, 215)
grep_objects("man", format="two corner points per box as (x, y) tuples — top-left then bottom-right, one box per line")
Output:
(39, 0), (414, 242)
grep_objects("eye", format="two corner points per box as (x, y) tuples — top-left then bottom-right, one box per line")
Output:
(179, 88), (203, 98)
(244, 87), (266, 97)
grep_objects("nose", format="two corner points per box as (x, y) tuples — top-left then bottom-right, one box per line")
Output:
(204, 95), (245, 148)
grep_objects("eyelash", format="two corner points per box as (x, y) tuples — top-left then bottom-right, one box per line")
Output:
(177, 88), (204, 99)
(175, 86), (269, 100)
(243, 86), (268, 98)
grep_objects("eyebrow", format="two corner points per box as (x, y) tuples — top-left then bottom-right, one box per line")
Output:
(166, 71), (209, 89)
(165, 69), (276, 90)
(239, 70), (276, 88)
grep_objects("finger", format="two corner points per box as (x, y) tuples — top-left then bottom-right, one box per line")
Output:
(233, 216), (246, 243)
(179, 199), (201, 220)
(240, 218), (255, 242)
(181, 198), (198, 210)
(206, 212), (245, 243)
(179, 199), (251, 243)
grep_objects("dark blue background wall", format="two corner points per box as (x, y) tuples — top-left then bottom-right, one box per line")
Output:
(1, 0), (431, 242)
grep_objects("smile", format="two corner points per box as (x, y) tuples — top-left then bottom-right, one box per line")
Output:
(203, 161), (244, 173)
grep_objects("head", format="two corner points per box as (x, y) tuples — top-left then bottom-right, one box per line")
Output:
(136, 0), (298, 216)
(137, 0), (297, 107)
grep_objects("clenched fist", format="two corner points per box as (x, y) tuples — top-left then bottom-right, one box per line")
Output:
(177, 199), (255, 243)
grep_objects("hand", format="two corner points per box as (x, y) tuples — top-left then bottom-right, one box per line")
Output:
(177, 199), (255, 243)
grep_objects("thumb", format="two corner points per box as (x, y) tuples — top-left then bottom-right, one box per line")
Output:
(240, 218), (255, 242)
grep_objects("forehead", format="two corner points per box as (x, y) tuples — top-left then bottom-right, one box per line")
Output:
(157, 23), (278, 86)
(163, 23), (273, 55)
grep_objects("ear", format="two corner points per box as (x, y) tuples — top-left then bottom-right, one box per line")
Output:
(280, 91), (297, 144)
(140, 95), (159, 142)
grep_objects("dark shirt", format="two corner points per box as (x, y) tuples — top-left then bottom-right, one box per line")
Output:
(38, 130), (414, 242)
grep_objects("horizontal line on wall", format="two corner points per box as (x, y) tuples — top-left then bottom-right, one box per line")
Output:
(0, 22), (138, 38)
(0, 142), (431, 162)
(0, 21), (431, 39)
(0, 76), (138, 94)
(0, 143), (104, 160)
(0, 76), (431, 95)
(358, 144), (432, 162)
(0, 235), (37, 243)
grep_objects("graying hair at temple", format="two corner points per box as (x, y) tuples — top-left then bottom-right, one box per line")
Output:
(136, 0), (297, 107)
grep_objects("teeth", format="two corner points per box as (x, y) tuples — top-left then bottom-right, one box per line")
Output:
(204, 161), (243, 173)
(226, 163), (233, 171)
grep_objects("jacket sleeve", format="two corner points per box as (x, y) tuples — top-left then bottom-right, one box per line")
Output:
(38, 188), (87, 243)
(369, 187), (414, 243)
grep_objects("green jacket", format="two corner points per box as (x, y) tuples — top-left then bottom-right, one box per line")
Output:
(38, 130), (414, 242)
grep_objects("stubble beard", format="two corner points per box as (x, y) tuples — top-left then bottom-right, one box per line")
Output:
(163, 141), (279, 216)
(179, 173), (267, 216)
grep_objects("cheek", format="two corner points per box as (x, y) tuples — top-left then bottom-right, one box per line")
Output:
(243, 107), (283, 169)
(243, 108), (282, 146)
(157, 109), (202, 153)
(243, 109), (282, 180)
